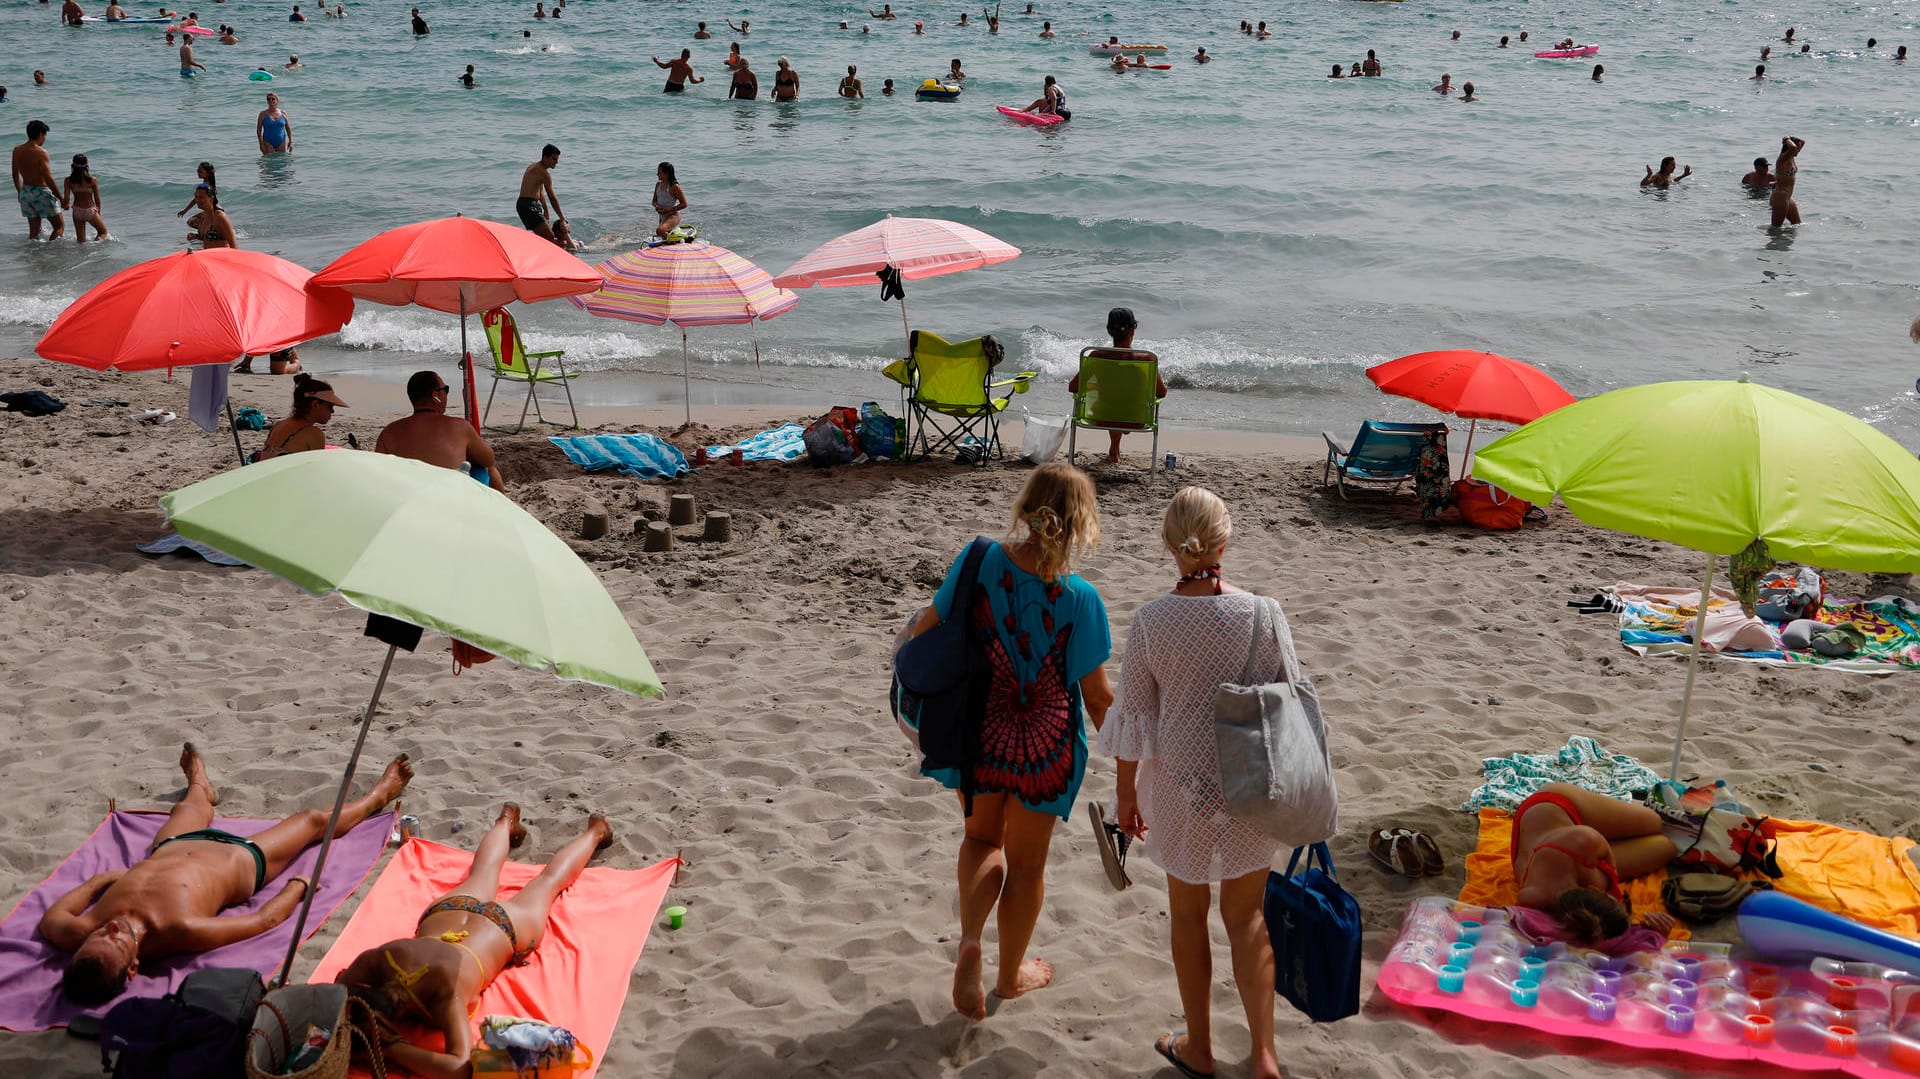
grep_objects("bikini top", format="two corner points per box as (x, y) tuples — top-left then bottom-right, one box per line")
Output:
(1522, 841), (1624, 903)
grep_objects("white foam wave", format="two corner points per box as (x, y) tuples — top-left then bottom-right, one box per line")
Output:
(335, 308), (669, 364)
(0, 291), (79, 330)
(494, 42), (574, 55)
(1016, 327), (1383, 387)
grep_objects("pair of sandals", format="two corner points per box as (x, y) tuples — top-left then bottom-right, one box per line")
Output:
(1088, 803), (1134, 890)
(1568, 592), (1625, 614)
(1370, 826), (1444, 878)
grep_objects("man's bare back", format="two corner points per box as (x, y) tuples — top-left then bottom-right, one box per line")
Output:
(42, 745), (412, 1002)
(375, 410), (504, 490)
(11, 140), (54, 191)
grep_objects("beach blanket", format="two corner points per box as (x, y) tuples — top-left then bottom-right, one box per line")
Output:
(1458, 735), (1662, 813)
(1613, 583), (1920, 673)
(137, 532), (248, 566)
(1460, 808), (1684, 943)
(309, 839), (678, 1079)
(1764, 818), (1920, 938)
(548, 434), (689, 480)
(0, 809), (393, 1031)
(705, 422), (807, 463)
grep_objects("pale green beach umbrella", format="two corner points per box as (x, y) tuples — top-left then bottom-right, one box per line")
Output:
(160, 451), (662, 982)
(1473, 376), (1920, 780)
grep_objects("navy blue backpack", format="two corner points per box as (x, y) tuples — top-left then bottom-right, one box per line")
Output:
(1266, 842), (1362, 1022)
(98, 966), (263, 1079)
(891, 536), (991, 809)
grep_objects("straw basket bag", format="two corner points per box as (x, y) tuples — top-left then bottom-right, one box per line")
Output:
(246, 983), (387, 1079)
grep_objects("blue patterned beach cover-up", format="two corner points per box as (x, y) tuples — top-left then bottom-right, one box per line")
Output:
(924, 541), (1110, 820)
(1458, 735), (1662, 813)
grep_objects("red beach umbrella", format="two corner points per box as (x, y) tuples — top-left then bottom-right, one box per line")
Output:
(312, 216), (601, 428)
(1366, 349), (1578, 477)
(36, 248), (353, 372)
(772, 215), (1020, 350)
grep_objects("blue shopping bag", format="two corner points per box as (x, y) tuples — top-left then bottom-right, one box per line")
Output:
(1265, 842), (1361, 1022)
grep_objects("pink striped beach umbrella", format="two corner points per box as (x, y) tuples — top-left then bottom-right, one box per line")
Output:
(772, 215), (1021, 349)
(568, 241), (797, 425)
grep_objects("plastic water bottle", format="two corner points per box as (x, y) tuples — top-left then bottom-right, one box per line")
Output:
(1711, 780), (1744, 814)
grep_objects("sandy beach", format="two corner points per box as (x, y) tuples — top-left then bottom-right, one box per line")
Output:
(3, 357), (1917, 1079)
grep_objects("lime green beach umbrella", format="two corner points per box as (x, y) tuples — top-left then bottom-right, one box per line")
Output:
(161, 451), (662, 981)
(1474, 377), (1920, 780)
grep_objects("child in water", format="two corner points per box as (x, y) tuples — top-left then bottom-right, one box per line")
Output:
(62, 155), (108, 243)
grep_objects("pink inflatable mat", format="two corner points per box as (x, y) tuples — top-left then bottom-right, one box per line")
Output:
(1378, 897), (1920, 1077)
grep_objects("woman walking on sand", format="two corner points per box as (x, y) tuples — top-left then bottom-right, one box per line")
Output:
(902, 461), (1113, 1020)
(1098, 487), (1287, 1079)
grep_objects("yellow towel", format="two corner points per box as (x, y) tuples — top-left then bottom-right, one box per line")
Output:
(1765, 818), (1920, 937)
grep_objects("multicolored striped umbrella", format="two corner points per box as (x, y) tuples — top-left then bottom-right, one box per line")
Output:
(568, 241), (797, 424)
(772, 216), (1021, 351)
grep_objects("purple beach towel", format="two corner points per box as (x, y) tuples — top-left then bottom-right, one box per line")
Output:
(0, 809), (394, 1031)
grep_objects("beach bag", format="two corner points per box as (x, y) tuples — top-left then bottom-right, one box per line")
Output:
(892, 537), (991, 806)
(1213, 597), (1339, 846)
(859, 401), (902, 461)
(1451, 478), (1542, 530)
(102, 966), (264, 1079)
(1756, 567), (1823, 622)
(803, 406), (862, 465)
(471, 1015), (594, 1078)
(245, 984), (369, 1079)
(1661, 873), (1771, 923)
(1265, 843), (1362, 1022)
(1672, 809), (1783, 878)
(1019, 412), (1069, 464)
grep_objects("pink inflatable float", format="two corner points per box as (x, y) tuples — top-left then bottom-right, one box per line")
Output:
(1379, 896), (1920, 1077)
(1535, 44), (1600, 58)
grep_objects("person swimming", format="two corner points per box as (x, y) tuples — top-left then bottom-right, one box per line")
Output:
(1328, 63), (1344, 78)
(1741, 156), (1775, 189)
(1641, 156), (1690, 188)
(1591, 63), (1604, 81)
(1432, 73), (1452, 93)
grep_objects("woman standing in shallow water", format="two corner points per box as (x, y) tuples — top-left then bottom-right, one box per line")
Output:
(1771, 135), (1805, 229)
(1100, 487), (1285, 1079)
(904, 462), (1113, 1020)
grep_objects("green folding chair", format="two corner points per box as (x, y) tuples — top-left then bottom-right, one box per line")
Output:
(881, 330), (1036, 464)
(481, 306), (579, 432)
(1068, 347), (1162, 477)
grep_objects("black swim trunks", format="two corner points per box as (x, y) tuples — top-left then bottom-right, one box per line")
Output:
(663, 82), (684, 93)
(153, 828), (268, 893)
(515, 196), (546, 230)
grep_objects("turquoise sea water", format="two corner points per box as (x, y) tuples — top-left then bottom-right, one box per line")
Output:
(2, 0), (1917, 443)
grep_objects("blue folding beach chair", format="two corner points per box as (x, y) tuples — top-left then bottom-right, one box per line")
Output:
(1321, 421), (1447, 499)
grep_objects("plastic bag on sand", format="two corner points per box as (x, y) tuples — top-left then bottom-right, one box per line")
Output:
(1020, 412), (1068, 464)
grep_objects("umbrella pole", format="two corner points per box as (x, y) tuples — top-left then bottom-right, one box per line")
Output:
(899, 295), (912, 356)
(1669, 554), (1716, 783)
(682, 328), (692, 427)
(224, 398), (246, 468)
(273, 642), (399, 987)
(458, 295), (480, 435)
(1457, 418), (1478, 481)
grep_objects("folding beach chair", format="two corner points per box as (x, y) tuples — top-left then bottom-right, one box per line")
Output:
(1067, 347), (1163, 477)
(1321, 420), (1447, 499)
(881, 330), (1035, 464)
(481, 307), (579, 433)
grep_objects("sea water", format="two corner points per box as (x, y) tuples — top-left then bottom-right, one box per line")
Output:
(1, 0), (1916, 443)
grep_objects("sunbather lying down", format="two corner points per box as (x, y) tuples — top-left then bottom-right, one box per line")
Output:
(1511, 782), (1679, 945)
(335, 804), (613, 1078)
(41, 743), (413, 1004)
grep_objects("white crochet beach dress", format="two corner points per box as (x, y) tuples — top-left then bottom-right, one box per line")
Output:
(1099, 590), (1300, 885)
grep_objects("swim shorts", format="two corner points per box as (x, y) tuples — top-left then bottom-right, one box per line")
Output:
(17, 185), (58, 219)
(662, 82), (684, 93)
(153, 828), (269, 892)
(515, 196), (546, 230)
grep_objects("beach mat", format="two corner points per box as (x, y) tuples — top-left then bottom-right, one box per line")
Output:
(309, 838), (678, 1079)
(548, 434), (689, 480)
(1764, 818), (1920, 938)
(1458, 808), (1685, 940)
(0, 809), (393, 1031)
(1614, 584), (1920, 673)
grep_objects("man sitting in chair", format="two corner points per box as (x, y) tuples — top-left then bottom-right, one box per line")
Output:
(375, 371), (507, 492)
(40, 744), (413, 1005)
(1068, 307), (1167, 463)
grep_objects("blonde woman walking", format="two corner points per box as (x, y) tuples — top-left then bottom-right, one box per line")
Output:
(1099, 487), (1286, 1079)
(903, 461), (1114, 1020)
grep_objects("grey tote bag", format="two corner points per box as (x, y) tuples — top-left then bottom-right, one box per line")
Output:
(1212, 597), (1339, 846)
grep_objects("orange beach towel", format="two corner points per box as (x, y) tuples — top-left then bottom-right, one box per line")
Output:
(310, 838), (679, 1078)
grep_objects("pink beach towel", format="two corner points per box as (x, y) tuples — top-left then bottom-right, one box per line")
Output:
(310, 839), (678, 1079)
(0, 809), (394, 1031)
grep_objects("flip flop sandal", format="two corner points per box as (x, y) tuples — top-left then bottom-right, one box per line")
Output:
(1368, 827), (1423, 878)
(1154, 1032), (1214, 1079)
(1410, 830), (1445, 876)
(1087, 802), (1133, 891)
